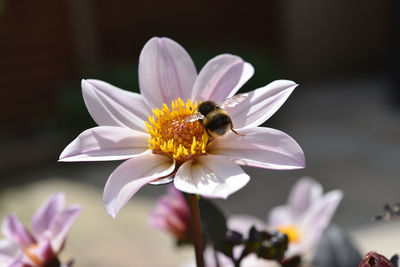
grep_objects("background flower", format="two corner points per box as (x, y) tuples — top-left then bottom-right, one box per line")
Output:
(224, 177), (343, 265)
(149, 184), (191, 244)
(0, 193), (81, 267)
(267, 177), (343, 258)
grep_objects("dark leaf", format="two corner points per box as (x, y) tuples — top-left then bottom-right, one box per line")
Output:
(244, 227), (288, 262)
(281, 256), (301, 267)
(225, 230), (244, 246)
(198, 198), (232, 257)
(390, 254), (399, 267)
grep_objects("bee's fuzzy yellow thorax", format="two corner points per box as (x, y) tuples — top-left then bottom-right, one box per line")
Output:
(145, 98), (209, 163)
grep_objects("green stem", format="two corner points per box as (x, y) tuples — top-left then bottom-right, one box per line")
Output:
(187, 194), (205, 267)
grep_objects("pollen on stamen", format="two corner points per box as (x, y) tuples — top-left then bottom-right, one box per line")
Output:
(277, 225), (301, 243)
(145, 98), (209, 163)
(24, 243), (44, 266)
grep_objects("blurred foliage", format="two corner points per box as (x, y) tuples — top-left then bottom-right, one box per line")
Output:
(0, 0), (5, 15)
(198, 197), (232, 257)
(198, 197), (289, 266)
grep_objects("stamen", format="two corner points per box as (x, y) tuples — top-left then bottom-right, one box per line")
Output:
(276, 225), (301, 243)
(24, 243), (44, 266)
(145, 98), (209, 163)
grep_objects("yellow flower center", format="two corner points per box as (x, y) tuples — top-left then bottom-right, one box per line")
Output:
(145, 98), (209, 163)
(24, 243), (44, 266)
(277, 225), (301, 243)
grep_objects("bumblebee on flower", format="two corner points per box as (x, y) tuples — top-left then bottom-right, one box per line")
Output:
(59, 37), (305, 217)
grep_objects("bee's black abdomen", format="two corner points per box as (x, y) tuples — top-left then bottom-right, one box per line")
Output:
(206, 112), (232, 136)
(198, 101), (218, 116)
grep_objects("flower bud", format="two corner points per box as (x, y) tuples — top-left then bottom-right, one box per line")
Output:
(225, 230), (244, 246)
(359, 251), (394, 267)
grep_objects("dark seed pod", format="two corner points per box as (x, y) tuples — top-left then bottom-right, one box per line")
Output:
(359, 251), (394, 267)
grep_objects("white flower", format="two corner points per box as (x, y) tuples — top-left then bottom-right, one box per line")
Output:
(227, 177), (343, 265)
(59, 37), (305, 217)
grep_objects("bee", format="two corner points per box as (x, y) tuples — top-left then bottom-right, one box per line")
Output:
(185, 93), (248, 138)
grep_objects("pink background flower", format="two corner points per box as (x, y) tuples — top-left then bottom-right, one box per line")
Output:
(0, 193), (81, 267)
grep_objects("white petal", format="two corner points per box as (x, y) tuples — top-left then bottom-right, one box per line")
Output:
(59, 126), (148, 162)
(174, 155), (250, 199)
(191, 54), (254, 103)
(241, 255), (279, 267)
(208, 127), (305, 170)
(82, 79), (151, 131)
(103, 152), (175, 217)
(139, 37), (197, 109)
(287, 177), (323, 217)
(295, 190), (343, 256)
(225, 80), (298, 129)
(149, 176), (174, 185)
(228, 215), (267, 235)
(267, 205), (293, 228)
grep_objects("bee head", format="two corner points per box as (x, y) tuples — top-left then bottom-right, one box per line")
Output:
(198, 101), (218, 116)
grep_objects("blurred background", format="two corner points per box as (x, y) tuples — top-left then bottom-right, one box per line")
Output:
(0, 0), (399, 266)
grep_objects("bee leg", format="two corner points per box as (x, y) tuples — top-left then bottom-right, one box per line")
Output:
(231, 128), (245, 136)
(205, 128), (213, 145)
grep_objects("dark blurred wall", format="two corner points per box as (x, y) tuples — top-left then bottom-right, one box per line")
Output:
(0, 0), (75, 139)
(279, 0), (392, 80)
(91, 0), (279, 62)
(0, 0), (394, 142)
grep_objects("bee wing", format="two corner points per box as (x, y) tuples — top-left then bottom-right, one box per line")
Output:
(219, 93), (249, 108)
(184, 113), (205, 122)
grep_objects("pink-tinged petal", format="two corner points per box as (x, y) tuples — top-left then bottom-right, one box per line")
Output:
(149, 185), (190, 240)
(191, 54), (254, 103)
(139, 37), (197, 109)
(225, 80), (298, 129)
(59, 126), (148, 162)
(166, 185), (190, 217)
(287, 177), (323, 218)
(82, 79), (151, 131)
(49, 205), (82, 253)
(174, 155), (250, 199)
(295, 190), (343, 256)
(150, 212), (188, 240)
(31, 193), (65, 241)
(1, 214), (34, 249)
(267, 205), (293, 228)
(208, 127), (305, 170)
(228, 215), (267, 235)
(0, 254), (15, 267)
(8, 258), (31, 267)
(103, 152), (176, 217)
(0, 239), (19, 261)
(3, 251), (32, 267)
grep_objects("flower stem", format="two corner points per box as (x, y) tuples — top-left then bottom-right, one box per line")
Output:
(187, 194), (205, 267)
